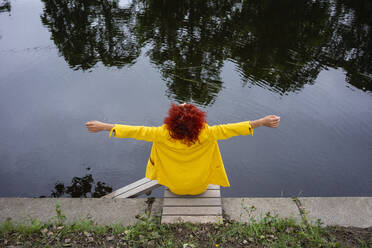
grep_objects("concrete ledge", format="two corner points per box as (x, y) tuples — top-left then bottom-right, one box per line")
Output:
(222, 197), (301, 223)
(0, 198), (148, 226)
(298, 197), (372, 228)
(1, 197), (371, 228)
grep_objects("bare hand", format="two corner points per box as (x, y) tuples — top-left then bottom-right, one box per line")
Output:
(85, 120), (108, 133)
(262, 115), (280, 128)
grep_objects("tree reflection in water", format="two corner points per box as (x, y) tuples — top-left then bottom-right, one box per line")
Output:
(0, 0), (11, 14)
(40, 0), (140, 70)
(46, 168), (112, 198)
(40, 0), (372, 105)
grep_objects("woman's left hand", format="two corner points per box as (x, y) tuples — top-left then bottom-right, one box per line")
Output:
(85, 120), (112, 133)
(262, 115), (280, 128)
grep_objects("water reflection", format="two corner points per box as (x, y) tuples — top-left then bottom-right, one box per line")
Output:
(225, 0), (331, 93)
(40, 0), (372, 105)
(0, 0), (11, 13)
(325, 0), (372, 91)
(42, 169), (112, 198)
(40, 0), (140, 70)
(135, 0), (230, 105)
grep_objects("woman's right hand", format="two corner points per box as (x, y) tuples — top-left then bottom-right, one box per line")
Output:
(262, 115), (280, 128)
(85, 121), (113, 133)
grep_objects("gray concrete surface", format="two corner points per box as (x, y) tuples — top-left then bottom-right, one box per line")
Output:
(1, 197), (371, 228)
(0, 198), (148, 226)
(222, 197), (302, 223)
(298, 197), (372, 228)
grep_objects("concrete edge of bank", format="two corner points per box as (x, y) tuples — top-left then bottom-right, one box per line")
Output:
(0, 197), (371, 228)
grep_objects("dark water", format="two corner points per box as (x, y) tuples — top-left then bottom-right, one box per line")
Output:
(0, 0), (371, 198)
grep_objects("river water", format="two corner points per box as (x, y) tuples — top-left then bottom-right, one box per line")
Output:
(0, 0), (371, 198)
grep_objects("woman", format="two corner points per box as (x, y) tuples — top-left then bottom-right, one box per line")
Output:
(85, 103), (280, 195)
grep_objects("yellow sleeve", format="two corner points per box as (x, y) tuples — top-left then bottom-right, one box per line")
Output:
(109, 124), (160, 142)
(209, 121), (254, 140)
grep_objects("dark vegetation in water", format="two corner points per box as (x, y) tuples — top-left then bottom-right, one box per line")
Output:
(40, 0), (372, 106)
(39, 168), (112, 198)
(0, 0), (10, 13)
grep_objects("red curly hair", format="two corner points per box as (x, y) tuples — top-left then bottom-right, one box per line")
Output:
(164, 103), (207, 146)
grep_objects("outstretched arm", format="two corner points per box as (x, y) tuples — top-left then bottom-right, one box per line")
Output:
(85, 121), (114, 133)
(250, 115), (280, 128)
(85, 120), (160, 142)
(209, 115), (280, 140)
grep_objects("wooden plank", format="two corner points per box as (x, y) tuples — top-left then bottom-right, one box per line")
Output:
(161, 184), (223, 224)
(164, 189), (221, 198)
(115, 180), (160, 198)
(164, 184), (220, 191)
(102, 177), (151, 199)
(161, 215), (222, 224)
(107, 179), (224, 221)
(162, 206), (222, 215)
(163, 197), (221, 206)
(102, 178), (160, 199)
(207, 185), (220, 190)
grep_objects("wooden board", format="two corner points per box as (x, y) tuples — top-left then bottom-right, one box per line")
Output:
(164, 184), (220, 190)
(164, 189), (221, 198)
(162, 206), (222, 215)
(161, 185), (223, 224)
(163, 197), (221, 206)
(161, 216), (222, 223)
(102, 178), (160, 199)
(206, 184), (220, 190)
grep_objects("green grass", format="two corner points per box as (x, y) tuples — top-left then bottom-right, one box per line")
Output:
(0, 202), (368, 247)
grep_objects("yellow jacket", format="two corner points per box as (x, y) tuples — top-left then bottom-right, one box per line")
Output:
(109, 121), (254, 195)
